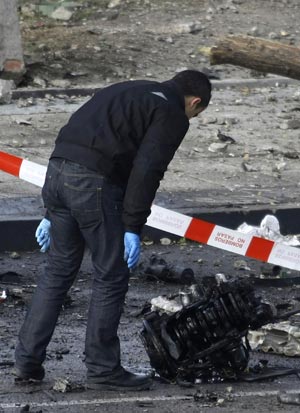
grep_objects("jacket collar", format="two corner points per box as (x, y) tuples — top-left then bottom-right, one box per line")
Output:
(161, 80), (185, 110)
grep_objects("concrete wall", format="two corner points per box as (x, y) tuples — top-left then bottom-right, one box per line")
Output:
(0, 0), (24, 78)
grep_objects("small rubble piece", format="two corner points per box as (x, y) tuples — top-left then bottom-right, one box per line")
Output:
(144, 254), (195, 284)
(53, 377), (84, 393)
(237, 215), (300, 246)
(194, 390), (231, 406)
(0, 79), (14, 104)
(194, 390), (218, 403)
(108, 0), (122, 8)
(37, 2), (79, 21)
(241, 160), (258, 172)
(272, 158), (286, 172)
(51, 6), (73, 21)
(160, 237), (172, 245)
(150, 295), (183, 314)
(9, 251), (21, 259)
(217, 130), (236, 144)
(233, 259), (251, 271)
(172, 22), (202, 34)
(0, 290), (7, 303)
(248, 321), (300, 356)
(280, 119), (300, 130)
(53, 378), (71, 393)
(277, 391), (300, 406)
(150, 284), (205, 315)
(208, 142), (228, 153)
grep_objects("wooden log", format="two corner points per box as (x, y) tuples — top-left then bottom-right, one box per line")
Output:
(200, 35), (300, 80)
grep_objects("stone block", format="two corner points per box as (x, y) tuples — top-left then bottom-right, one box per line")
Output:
(0, 0), (25, 80)
(0, 79), (15, 104)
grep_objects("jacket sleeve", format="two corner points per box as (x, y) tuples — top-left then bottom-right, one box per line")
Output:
(122, 106), (189, 234)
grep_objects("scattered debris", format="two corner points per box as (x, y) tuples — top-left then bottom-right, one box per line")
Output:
(15, 118), (32, 126)
(249, 320), (300, 356)
(208, 142), (228, 153)
(54, 347), (70, 360)
(277, 391), (300, 406)
(51, 6), (74, 21)
(142, 255), (195, 284)
(241, 160), (258, 172)
(237, 215), (300, 246)
(283, 151), (299, 159)
(193, 389), (233, 405)
(53, 377), (84, 393)
(233, 259), (251, 271)
(160, 237), (172, 245)
(108, 0), (122, 8)
(150, 295), (183, 314)
(253, 271), (300, 287)
(172, 22), (202, 34)
(217, 130), (236, 144)
(238, 366), (299, 382)
(135, 400), (155, 408)
(9, 252), (21, 259)
(0, 79), (14, 104)
(0, 290), (7, 303)
(272, 158), (286, 172)
(280, 119), (300, 130)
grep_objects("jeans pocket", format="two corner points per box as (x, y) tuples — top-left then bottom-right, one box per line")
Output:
(64, 180), (102, 213)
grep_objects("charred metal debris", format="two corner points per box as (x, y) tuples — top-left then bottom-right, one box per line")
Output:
(141, 274), (300, 383)
(139, 254), (195, 284)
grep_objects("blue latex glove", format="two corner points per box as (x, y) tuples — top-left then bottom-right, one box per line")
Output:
(35, 218), (51, 253)
(124, 232), (140, 269)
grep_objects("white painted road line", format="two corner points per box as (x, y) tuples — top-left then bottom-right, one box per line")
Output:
(1, 389), (300, 409)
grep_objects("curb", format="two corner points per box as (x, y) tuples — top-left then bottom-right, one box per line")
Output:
(11, 76), (298, 100)
(1, 195), (299, 252)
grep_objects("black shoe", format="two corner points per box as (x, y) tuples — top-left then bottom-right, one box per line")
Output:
(13, 365), (45, 382)
(87, 370), (152, 391)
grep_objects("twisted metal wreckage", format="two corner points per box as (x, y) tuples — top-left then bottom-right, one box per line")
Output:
(141, 275), (300, 383)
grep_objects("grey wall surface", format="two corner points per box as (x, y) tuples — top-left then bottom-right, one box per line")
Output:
(0, 0), (24, 77)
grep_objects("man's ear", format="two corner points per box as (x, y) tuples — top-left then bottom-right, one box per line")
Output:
(191, 97), (201, 108)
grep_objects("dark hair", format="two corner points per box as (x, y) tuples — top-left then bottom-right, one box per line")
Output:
(172, 70), (212, 107)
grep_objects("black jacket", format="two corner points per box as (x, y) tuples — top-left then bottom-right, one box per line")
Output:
(51, 79), (190, 234)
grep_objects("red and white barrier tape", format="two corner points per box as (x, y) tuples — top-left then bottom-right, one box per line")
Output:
(1, 150), (300, 271)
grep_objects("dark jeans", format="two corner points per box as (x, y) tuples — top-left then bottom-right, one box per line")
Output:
(15, 158), (130, 379)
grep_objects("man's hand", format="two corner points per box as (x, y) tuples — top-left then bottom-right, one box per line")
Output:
(124, 232), (140, 269)
(35, 218), (51, 253)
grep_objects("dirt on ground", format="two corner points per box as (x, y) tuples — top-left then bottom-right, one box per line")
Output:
(17, 0), (300, 87)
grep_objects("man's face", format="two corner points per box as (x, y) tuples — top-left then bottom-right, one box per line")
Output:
(188, 105), (206, 119)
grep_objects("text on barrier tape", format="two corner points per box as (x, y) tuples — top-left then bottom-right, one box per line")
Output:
(1, 150), (300, 271)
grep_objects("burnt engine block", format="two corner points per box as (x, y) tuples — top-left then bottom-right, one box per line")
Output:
(140, 277), (275, 381)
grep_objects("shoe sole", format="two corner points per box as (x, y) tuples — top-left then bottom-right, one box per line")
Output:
(13, 367), (45, 382)
(86, 382), (152, 391)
